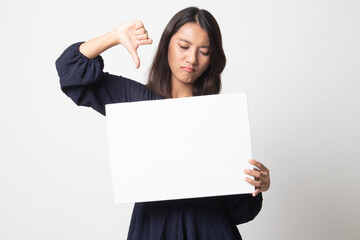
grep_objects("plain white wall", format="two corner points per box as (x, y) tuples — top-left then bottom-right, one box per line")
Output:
(0, 0), (359, 239)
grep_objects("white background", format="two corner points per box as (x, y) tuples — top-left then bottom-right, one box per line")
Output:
(0, 0), (359, 239)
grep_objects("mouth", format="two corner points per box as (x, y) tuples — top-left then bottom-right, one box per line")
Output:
(182, 67), (195, 73)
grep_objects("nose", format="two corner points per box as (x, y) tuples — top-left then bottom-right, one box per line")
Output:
(186, 49), (198, 65)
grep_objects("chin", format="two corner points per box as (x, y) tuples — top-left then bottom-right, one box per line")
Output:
(181, 78), (196, 84)
(183, 80), (196, 86)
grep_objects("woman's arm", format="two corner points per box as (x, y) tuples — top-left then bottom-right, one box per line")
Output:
(220, 159), (270, 225)
(220, 193), (263, 225)
(79, 20), (152, 68)
(55, 21), (157, 115)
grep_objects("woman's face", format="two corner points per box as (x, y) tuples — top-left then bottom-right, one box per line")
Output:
(168, 22), (211, 87)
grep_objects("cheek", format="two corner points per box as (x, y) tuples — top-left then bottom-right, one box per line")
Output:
(168, 51), (176, 72)
(200, 57), (210, 72)
(168, 45), (180, 67)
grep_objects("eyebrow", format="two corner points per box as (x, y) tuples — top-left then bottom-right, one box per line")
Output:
(178, 38), (210, 49)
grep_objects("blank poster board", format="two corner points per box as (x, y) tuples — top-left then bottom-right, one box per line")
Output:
(105, 93), (254, 203)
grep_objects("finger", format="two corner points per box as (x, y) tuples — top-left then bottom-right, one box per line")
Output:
(245, 169), (268, 185)
(252, 189), (260, 197)
(127, 47), (140, 69)
(134, 20), (144, 30)
(249, 159), (269, 173)
(245, 177), (262, 187)
(136, 33), (149, 41)
(135, 28), (146, 35)
(138, 38), (153, 46)
(253, 168), (261, 180)
(244, 169), (261, 178)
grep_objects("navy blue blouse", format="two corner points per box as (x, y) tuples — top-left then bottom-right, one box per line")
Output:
(56, 42), (263, 240)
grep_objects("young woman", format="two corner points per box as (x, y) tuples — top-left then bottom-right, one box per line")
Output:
(56, 7), (270, 240)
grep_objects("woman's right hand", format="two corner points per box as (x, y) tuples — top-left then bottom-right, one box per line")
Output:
(115, 20), (153, 68)
(79, 20), (152, 68)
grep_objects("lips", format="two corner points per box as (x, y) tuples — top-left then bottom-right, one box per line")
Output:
(182, 66), (195, 73)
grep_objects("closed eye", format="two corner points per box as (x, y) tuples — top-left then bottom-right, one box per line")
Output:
(179, 45), (189, 50)
(178, 43), (209, 56)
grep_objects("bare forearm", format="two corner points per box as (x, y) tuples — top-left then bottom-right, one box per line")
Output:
(79, 29), (120, 59)
(78, 21), (152, 68)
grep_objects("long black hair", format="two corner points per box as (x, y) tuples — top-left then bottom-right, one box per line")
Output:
(147, 7), (226, 98)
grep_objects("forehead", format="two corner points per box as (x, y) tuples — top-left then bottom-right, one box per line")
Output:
(172, 22), (210, 45)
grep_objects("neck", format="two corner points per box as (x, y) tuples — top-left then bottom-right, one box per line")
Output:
(171, 80), (193, 98)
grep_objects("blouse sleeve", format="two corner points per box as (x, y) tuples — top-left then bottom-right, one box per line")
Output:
(220, 193), (263, 225)
(55, 42), (158, 115)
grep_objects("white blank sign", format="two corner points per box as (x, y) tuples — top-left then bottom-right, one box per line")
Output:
(105, 93), (254, 203)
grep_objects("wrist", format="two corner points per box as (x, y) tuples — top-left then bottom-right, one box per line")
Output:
(103, 28), (121, 48)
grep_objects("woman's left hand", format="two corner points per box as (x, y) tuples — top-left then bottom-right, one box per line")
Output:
(244, 159), (270, 197)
